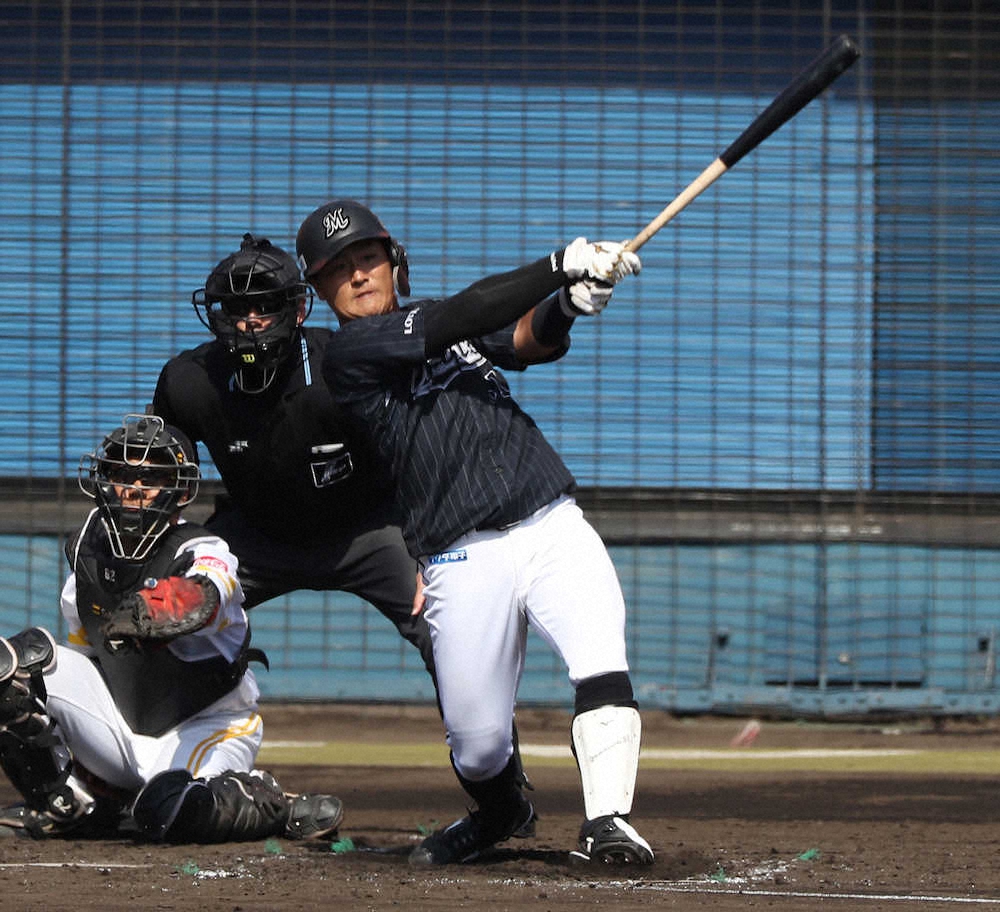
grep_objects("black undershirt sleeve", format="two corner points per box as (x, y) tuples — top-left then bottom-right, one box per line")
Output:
(530, 293), (576, 347)
(422, 255), (565, 355)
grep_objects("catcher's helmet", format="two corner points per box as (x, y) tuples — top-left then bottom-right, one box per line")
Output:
(193, 234), (313, 394)
(79, 415), (200, 561)
(296, 199), (410, 296)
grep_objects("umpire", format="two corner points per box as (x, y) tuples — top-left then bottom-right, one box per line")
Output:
(151, 233), (436, 685)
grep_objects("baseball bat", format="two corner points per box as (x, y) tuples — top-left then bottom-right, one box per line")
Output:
(626, 34), (861, 252)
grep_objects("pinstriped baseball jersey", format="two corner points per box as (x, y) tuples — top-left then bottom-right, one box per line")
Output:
(324, 301), (575, 557)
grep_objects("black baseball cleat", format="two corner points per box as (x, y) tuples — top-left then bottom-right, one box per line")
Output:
(0, 797), (91, 840)
(409, 795), (537, 865)
(569, 814), (654, 866)
(284, 793), (345, 840)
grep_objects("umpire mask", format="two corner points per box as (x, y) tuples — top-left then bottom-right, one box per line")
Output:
(193, 234), (313, 394)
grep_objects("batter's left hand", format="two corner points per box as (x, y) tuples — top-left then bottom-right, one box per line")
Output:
(561, 237), (642, 284)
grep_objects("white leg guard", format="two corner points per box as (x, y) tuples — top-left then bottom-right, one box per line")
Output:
(571, 705), (641, 820)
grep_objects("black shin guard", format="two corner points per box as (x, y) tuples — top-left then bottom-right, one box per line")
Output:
(0, 728), (72, 811)
(134, 769), (290, 843)
(0, 629), (74, 816)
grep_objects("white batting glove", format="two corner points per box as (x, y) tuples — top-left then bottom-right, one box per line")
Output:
(561, 237), (642, 284)
(559, 278), (614, 317)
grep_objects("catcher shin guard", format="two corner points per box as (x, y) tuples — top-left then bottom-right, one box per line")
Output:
(0, 627), (57, 727)
(0, 637), (96, 836)
(134, 769), (286, 843)
(571, 704), (642, 821)
(134, 769), (342, 843)
(0, 627), (93, 832)
(0, 769), (97, 839)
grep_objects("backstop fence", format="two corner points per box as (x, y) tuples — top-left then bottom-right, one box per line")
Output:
(1, 0), (998, 716)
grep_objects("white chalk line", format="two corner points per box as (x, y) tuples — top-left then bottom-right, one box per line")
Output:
(0, 859), (249, 878)
(482, 855), (1000, 905)
(0, 861), (149, 869)
(5, 858), (998, 904)
(629, 882), (1000, 904)
(470, 872), (1000, 906)
(481, 872), (1000, 906)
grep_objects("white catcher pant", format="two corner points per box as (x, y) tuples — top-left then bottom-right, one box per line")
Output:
(420, 495), (629, 782)
(43, 646), (263, 793)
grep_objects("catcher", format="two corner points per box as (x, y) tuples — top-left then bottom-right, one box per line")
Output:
(0, 413), (343, 843)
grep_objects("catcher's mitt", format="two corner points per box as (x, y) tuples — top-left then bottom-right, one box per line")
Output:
(102, 574), (220, 647)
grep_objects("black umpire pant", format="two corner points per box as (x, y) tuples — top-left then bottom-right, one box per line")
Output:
(204, 504), (437, 691)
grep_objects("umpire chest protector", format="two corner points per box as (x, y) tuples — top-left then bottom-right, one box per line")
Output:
(155, 329), (396, 541)
(67, 514), (251, 737)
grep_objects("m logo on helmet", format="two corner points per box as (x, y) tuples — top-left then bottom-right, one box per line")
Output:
(323, 208), (350, 238)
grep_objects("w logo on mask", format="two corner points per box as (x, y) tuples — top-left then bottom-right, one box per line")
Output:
(323, 208), (350, 237)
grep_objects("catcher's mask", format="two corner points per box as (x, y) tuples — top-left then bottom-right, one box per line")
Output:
(295, 199), (410, 296)
(79, 414), (200, 561)
(193, 233), (313, 394)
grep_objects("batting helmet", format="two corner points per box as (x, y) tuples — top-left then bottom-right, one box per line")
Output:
(79, 414), (200, 561)
(295, 199), (410, 296)
(192, 234), (313, 394)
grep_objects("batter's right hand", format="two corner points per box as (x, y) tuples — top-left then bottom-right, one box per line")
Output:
(559, 277), (614, 317)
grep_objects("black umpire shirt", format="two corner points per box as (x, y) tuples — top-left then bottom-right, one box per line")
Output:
(322, 303), (575, 558)
(153, 326), (395, 542)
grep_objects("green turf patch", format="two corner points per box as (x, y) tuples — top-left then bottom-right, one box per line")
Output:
(258, 740), (1000, 774)
(259, 740), (451, 767)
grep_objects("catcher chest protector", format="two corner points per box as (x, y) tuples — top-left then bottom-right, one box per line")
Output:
(69, 518), (254, 736)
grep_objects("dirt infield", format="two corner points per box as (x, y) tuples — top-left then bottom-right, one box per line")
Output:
(3, 704), (1000, 911)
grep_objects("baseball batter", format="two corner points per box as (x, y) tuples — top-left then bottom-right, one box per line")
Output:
(0, 415), (342, 843)
(296, 199), (654, 866)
